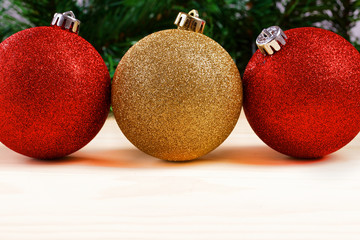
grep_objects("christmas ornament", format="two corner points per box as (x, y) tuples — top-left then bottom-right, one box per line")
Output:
(0, 11), (110, 159)
(243, 26), (360, 158)
(112, 10), (242, 161)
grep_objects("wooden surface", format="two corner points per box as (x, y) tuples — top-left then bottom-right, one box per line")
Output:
(1, 114), (360, 240)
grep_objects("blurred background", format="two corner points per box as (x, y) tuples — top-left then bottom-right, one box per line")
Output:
(0, 0), (359, 76)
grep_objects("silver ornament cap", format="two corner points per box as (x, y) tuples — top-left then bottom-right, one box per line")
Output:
(256, 26), (287, 55)
(51, 11), (80, 34)
(174, 9), (206, 33)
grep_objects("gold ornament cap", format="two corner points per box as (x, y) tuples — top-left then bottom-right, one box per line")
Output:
(256, 26), (287, 55)
(174, 10), (206, 33)
(51, 11), (80, 34)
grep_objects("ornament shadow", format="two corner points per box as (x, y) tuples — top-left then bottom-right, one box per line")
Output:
(26, 148), (196, 168)
(201, 146), (329, 166)
(26, 146), (329, 168)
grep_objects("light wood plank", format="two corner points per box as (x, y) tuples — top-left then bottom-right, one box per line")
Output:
(0, 115), (359, 240)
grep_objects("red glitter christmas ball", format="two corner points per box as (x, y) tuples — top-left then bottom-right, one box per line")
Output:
(243, 27), (360, 158)
(0, 21), (110, 159)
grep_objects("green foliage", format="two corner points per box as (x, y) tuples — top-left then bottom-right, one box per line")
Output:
(1, 0), (359, 76)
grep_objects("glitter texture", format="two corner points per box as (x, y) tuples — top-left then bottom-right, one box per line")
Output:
(112, 29), (242, 161)
(0, 26), (111, 159)
(243, 27), (360, 158)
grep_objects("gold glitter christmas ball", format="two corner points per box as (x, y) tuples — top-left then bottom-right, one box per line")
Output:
(112, 12), (242, 161)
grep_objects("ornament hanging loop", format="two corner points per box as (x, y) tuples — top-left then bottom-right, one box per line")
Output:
(51, 11), (80, 34)
(174, 9), (206, 33)
(256, 26), (287, 56)
(188, 9), (199, 18)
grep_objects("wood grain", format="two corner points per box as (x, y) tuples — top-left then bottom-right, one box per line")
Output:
(1, 115), (359, 240)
